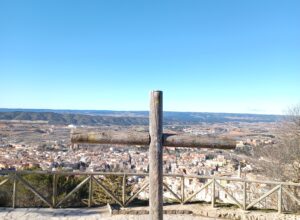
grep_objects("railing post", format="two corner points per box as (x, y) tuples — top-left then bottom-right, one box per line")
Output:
(52, 174), (57, 208)
(181, 176), (185, 204)
(243, 181), (247, 210)
(122, 174), (126, 206)
(149, 90), (163, 220)
(12, 173), (17, 208)
(278, 184), (282, 213)
(211, 178), (215, 208)
(88, 175), (93, 207)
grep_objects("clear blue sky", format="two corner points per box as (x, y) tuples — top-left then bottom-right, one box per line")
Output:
(0, 0), (299, 114)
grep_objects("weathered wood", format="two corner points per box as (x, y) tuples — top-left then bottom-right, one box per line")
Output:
(16, 174), (52, 208)
(162, 182), (182, 203)
(125, 181), (149, 206)
(211, 178), (215, 207)
(2, 170), (299, 186)
(215, 180), (243, 209)
(163, 134), (236, 149)
(93, 176), (124, 207)
(71, 132), (236, 149)
(243, 181), (247, 210)
(52, 174), (57, 207)
(71, 131), (149, 145)
(181, 176), (185, 204)
(183, 179), (213, 203)
(0, 178), (9, 187)
(88, 175), (93, 207)
(149, 90), (163, 220)
(246, 185), (280, 210)
(56, 176), (90, 207)
(12, 174), (17, 208)
(282, 187), (300, 204)
(122, 174), (126, 205)
(278, 184), (282, 213)
(1, 168), (300, 211)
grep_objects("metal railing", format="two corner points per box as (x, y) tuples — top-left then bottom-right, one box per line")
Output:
(0, 170), (300, 213)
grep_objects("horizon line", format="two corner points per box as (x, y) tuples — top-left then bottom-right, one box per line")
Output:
(0, 107), (284, 116)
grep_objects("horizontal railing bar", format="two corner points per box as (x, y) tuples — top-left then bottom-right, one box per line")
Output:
(1, 170), (300, 211)
(0, 171), (300, 187)
(0, 170), (142, 176)
(242, 179), (300, 187)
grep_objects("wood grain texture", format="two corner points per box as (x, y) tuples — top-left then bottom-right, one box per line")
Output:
(149, 91), (163, 220)
(71, 131), (150, 146)
(71, 132), (236, 149)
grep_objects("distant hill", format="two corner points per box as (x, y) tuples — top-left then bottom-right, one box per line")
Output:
(0, 109), (283, 125)
(0, 111), (148, 126)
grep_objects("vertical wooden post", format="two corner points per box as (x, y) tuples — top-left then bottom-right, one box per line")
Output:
(122, 174), (126, 205)
(52, 174), (57, 207)
(278, 184), (282, 213)
(149, 90), (163, 220)
(181, 176), (185, 204)
(243, 181), (247, 210)
(88, 175), (93, 207)
(211, 178), (215, 208)
(12, 174), (17, 208)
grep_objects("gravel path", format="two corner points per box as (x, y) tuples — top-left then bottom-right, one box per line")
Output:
(0, 207), (217, 220)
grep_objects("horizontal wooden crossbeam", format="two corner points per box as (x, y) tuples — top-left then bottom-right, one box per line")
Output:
(69, 91), (235, 220)
(71, 131), (236, 149)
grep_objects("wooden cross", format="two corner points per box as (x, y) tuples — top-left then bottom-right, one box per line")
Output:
(71, 91), (236, 220)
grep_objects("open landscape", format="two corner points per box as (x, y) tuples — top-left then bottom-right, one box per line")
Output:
(0, 109), (280, 173)
(1, 0), (299, 219)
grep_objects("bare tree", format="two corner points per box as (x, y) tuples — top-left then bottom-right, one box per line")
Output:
(254, 104), (300, 211)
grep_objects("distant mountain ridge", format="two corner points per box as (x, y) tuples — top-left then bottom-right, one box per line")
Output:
(0, 108), (283, 125)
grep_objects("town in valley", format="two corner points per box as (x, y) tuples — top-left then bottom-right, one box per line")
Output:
(0, 111), (281, 203)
